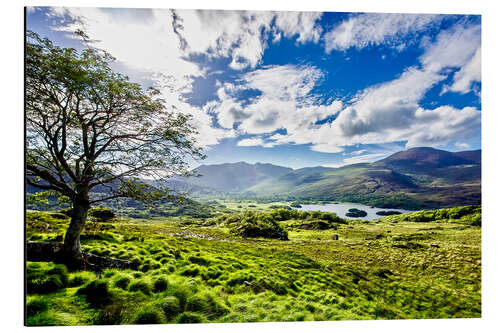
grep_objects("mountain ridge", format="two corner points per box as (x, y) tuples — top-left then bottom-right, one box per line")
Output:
(177, 147), (481, 209)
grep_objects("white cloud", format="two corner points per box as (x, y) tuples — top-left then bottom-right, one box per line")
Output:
(45, 7), (327, 148)
(211, 65), (343, 140)
(456, 142), (471, 149)
(351, 149), (367, 155)
(322, 153), (388, 168)
(306, 22), (482, 151)
(51, 8), (202, 77)
(274, 11), (323, 44)
(237, 137), (265, 147)
(236, 137), (276, 148)
(173, 9), (322, 70)
(310, 144), (344, 153)
(205, 18), (479, 153)
(444, 47), (481, 95)
(420, 23), (481, 73)
(324, 13), (442, 52)
(44, 8), (480, 154)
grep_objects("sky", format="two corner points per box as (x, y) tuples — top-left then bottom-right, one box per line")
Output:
(26, 7), (481, 169)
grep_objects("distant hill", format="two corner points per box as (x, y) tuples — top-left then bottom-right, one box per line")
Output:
(173, 147), (481, 209)
(453, 150), (481, 163)
(186, 162), (293, 193)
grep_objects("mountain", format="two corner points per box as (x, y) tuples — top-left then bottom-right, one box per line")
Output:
(453, 150), (481, 163)
(248, 147), (480, 209)
(185, 162), (293, 193)
(174, 147), (480, 209)
(374, 147), (477, 173)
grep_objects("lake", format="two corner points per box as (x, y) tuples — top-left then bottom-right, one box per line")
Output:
(296, 202), (413, 220)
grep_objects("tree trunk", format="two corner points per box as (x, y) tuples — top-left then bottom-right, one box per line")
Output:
(63, 194), (90, 268)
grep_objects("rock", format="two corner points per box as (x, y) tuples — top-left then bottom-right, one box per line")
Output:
(26, 241), (136, 271)
(332, 234), (339, 240)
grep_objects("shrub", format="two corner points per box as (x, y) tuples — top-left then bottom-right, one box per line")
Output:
(176, 312), (204, 324)
(188, 255), (210, 266)
(68, 275), (90, 287)
(27, 263), (68, 294)
(195, 291), (230, 318)
(165, 283), (194, 310)
(114, 276), (131, 290)
(153, 277), (169, 293)
(345, 208), (367, 218)
(25, 311), (58, 326)
(161, 296), (181, 319)
(229, 211), (288, 240)
(76, 280), (112, 307)
(26, 297), (49, 316)
(185, 295), (208, 312)
(179, 265), (200, 277)
(88, 206), (116, 221)
(133, 309), (163, 324)
(129, 280), (151, 295)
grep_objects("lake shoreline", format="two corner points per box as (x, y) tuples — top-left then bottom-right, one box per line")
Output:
(296, 202), (414, 220)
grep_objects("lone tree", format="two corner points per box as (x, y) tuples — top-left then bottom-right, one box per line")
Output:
(26, 31), (204, 268)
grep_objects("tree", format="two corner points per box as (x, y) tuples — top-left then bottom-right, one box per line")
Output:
(26, 30), (204, 268)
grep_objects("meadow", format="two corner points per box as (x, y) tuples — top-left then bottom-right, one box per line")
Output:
(25, 205), (481, 325)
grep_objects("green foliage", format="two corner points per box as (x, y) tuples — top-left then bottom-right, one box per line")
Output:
(128, 280), (151, 295)
(133, 309), (163, 324)
(176, 312), (205, 324)
(160, 296), (181, 319)
(227, 211), (287, 239)
(68, 275), (90, 287)
(27, 262), (68, 294)
(76, 280), (112, 307)
(345, 208), (367, 217)
(376, 210), (402, 216)
(113, 276), (131, 290)
(88, 206), (116, 221)
(25, 204), (481, 325)
(26, 297), (49, 316)
(381, 205), (481, 225)
(153, 277), (169, 293)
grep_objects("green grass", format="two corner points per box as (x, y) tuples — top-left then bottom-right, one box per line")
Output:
(25, 205), (481, 325)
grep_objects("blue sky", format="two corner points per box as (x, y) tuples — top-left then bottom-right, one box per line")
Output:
(27, 7), (481, 169)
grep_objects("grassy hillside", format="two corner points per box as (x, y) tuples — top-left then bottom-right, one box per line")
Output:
(166, 148), (481, 209)
(26, 205), (481, 325)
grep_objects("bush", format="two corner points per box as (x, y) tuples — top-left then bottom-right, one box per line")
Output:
(129, 280), (151, 295)
(161, 296), (181, 319)
(376, 211), (402, 216)
(228, 211), (288, 240)
(188, 255), (210, 266)
(153, 277), (169, 293)
(179, 265), (200, 277)
(88, 206), (116, 221)
(47, 265), (69, 284)
(133, 309), (163, 324)
(93, 302), (125, 325)
(68, 274), (91, 287)
(76, 280), (112, 307)
(345, 208), (367, 218)
(26, 298), (49, 316)
(114, 276), (131, 290)
(176, 312), (204, 324)
(185, 295), (208, 312)
(27, 262), (68, 294)
(165, 283), (195, 311)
